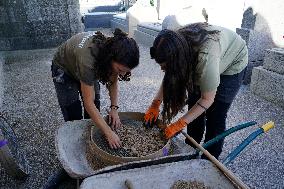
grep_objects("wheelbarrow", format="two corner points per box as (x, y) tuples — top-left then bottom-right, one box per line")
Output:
(55, 112), (274, 188)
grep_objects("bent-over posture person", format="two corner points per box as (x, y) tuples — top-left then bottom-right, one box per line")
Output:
(52, 29), (139, 149)
(144, 23), (248, 159)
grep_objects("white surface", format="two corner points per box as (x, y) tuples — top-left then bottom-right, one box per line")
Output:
(127, 2), (158, 37)
(81, 159), (236, 189)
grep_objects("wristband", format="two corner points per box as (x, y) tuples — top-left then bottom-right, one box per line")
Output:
(110, 105), (119, 110)
(196, 102), (207, 111)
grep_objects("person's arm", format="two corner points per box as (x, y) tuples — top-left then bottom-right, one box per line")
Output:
(80, 81), (121, 149)
(182, 90), (216, 123)
(107, 74), (121, 130)
(154, 82), (163, 101)
(164, 90), (216, 139)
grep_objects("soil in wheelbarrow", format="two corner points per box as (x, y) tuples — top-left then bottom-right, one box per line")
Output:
(92, 119), (168, 157)
(171, 180), (211, 189)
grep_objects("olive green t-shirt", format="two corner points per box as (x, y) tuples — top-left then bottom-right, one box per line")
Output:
(53, 31), (99, 86)
(194, 25), (248, 92)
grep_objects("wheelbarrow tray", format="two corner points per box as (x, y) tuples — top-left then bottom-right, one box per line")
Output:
(80, 159), (236, 189)
(55, 116), (194, 179)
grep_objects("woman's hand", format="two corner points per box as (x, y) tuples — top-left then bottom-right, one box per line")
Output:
(108, 108), (121, 130)
(164, 118), (188, 139)
(105, 130), (121, 149)
(144, 99), (161, 128)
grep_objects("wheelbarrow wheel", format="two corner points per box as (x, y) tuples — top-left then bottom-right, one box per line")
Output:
(0, 116), (29, 179)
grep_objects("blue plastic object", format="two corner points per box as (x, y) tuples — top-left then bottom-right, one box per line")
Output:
(0, 139), (8, 148)
(223, 128), (264, 165)
(202, 121), (257, 150)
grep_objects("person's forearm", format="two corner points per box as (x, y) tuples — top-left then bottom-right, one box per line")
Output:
(181, 91), (216, 124)
(154, 82), (163, 101)
(84, 102), (112, 134)
(80, 82), (112, 135)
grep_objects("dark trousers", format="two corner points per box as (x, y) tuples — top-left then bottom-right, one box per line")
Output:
(51, 63), (100, 122)
(185, 68), (246, 159)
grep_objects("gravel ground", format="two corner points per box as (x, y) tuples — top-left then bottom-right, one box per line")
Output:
(0, 29), (283, 189)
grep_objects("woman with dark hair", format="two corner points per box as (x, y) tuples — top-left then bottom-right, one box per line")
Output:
(144, 23), (248, 159)
(52, 28), (139, 149)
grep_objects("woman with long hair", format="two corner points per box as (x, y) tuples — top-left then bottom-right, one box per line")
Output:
(52, 28), (139, 149)
(144, 23), (248, 159)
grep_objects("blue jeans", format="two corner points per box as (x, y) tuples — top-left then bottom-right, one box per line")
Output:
(185, 68), (246, 159)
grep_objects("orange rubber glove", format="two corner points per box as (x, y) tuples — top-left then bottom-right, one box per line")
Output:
(164, 118), (188, 139)
(144, 99), (161, 127)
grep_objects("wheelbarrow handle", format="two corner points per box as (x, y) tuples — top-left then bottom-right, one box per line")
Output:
(181, 131), (249, 189)
(223, 121), (274, 165)
(202, 121), (257, 150)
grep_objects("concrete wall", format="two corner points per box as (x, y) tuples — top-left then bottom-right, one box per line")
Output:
(244, 0), (284, 48)
(0, 0), (83, 51)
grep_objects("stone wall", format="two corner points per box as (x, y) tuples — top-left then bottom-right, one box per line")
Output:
(250, 48), (284, 108)
(236, 0), (284, 83)
(0, 0), (83, 51)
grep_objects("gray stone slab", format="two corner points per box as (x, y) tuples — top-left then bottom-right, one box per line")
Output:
(1, 0), (81, 50)
(5, 7), (26, 22)
(243, 60), (263, 85)
(137, 22), (162, 35)
(111, 17), (127, 25)
(0, 38), (11, 51)
(111, 13), (127, 32)
(68, 5), (84, 34)
(263, 48), (284, 75)
(236, 28), (271, 62)
(236, 28), (275, 84)
(133, 22), (162, 47)
(66, 0), (81, 6)
(134, 29), (156, 47)
(84, 12), (118, 28)
(250, 66), (284, 108)
(0, 7), (8, 23)
(241, 7), (256, 29)
(26, 20), (70, 36)
(113, 13), (126, 20)
(39, 6), (68, 21)
(0, 22), (30, 38)
(111, 19), (128, 33)
(32, 34), (70, 49)
(9, 37), (33, 50)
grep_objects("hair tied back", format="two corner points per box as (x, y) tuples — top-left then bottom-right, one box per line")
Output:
(113, 28), (128, 39)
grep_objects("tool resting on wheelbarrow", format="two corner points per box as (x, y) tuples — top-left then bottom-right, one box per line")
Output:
(182, 121), (274, 189)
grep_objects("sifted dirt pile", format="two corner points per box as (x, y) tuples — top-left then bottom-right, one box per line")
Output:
(171, 180), (211, 189)
(92, 119), (167, 157)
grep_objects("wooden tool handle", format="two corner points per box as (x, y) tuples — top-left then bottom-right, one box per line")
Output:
(181, 131), (249, 189)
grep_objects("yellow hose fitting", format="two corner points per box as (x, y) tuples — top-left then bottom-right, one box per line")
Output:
(261, 121), (275, 132)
